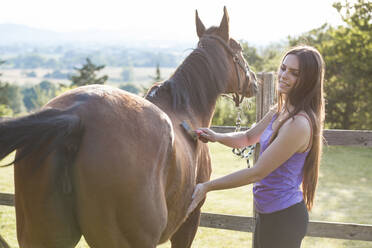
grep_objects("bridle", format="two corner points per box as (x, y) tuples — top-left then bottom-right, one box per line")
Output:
(198, 34), (253, 107)
(198, 34), (256, 167)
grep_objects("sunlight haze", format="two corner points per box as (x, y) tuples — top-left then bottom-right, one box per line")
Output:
(2, 0), (343, 45)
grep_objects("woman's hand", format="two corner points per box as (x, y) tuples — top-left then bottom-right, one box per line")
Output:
(186, 183), (208, 216)
(196, 128), (218, 143)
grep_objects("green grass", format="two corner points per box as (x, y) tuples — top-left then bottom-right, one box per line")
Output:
(1, 145), (371, 247)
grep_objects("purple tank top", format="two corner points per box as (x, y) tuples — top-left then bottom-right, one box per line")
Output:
(253, 114), (309, 213)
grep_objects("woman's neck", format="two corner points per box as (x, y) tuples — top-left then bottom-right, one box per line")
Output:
(280, 101), (295, 114)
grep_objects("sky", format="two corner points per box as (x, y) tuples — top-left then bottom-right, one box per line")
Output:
(1, 0), (344, 46)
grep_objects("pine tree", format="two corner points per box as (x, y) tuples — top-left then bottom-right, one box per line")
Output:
(150, 63), (163, 83)
(0, 60), (4, 77)
(70, 58), (108, 87)
(0, 60), (8, 104)
(0, 60), (13, 116)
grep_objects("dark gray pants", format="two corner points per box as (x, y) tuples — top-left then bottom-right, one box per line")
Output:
(254, 201), (309, 248)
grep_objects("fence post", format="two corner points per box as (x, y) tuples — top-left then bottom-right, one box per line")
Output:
(252, 72), (275, 247)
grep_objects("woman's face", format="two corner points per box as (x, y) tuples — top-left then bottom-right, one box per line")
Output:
(278, 54), (300, 94)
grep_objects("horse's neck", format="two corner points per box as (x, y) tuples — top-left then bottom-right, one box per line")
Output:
(146, 48), (227, 127)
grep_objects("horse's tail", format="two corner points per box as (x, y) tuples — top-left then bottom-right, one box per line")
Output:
(0, 107), (84, 166)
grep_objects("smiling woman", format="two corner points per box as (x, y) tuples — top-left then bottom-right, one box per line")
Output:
(188, 45), (325, 248)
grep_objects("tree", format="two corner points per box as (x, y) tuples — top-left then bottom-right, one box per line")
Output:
(241, 41), (287, 73)
(121, 66), (134, 82)
(241, 41), (264, 72)
(150, 63), (163, 83)
(44, 70), (69, 79)
(0, 60), (4, 77)
(119, 83), (140, 95)
(0, 61), (6, 99)
(31, 82), (56, 110)
(289, 0), (372, 129)
(0, 82), (10, 106)
(0, 60), (13, 116)
(25, 71), (37, 77)
(22, 81), (58, 111)
(70, 58), (108, 87)
(6, 84), (24, 114)
(212, 97), (256, 127)
(258, 43), (287, 72)
(11, 54), (45, 69)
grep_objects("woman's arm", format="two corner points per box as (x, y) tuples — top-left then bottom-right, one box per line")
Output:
(187, 115), (311, 215)
(198, 108), (276, 148)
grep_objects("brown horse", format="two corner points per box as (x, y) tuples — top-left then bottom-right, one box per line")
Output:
(0, 7), (257, 248)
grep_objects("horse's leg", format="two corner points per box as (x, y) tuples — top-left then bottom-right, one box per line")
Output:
(75, 168), (168, 248)
(171, 145), (211, 248)
(170, 207), (202, 248)
(74, 143), (170, 248)
(14, 153), (81, 248)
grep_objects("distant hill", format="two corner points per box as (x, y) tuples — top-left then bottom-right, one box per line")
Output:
(0, 23), (63, 45)
(0, 23), (194, 49)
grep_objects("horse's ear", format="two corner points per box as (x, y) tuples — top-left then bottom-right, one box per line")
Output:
(195, 10), (206, 38)
(218, 6), (230, 41)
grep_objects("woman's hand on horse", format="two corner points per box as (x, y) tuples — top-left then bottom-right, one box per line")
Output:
(196, 128), (218, 143)
(187, 183), (208, 216)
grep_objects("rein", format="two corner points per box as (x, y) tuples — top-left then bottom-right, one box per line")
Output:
(231, 104), (255, 168)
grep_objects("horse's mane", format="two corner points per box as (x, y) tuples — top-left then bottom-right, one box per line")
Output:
(146, 33), (229, 115)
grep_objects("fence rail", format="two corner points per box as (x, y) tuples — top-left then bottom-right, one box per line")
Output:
(199, 213), (372, 242)
(0, 193), (13, 207)
(211, 126), (372, 147)
(1, 192), (372, 242)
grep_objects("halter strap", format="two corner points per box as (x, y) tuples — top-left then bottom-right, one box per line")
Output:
(199, 34), (251, 106)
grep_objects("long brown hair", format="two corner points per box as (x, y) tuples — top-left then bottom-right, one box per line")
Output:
(269, 46), (325, 211)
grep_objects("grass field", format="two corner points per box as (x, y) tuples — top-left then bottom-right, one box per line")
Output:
(0, 67), (176, 87)
(0, 144), (371, 247)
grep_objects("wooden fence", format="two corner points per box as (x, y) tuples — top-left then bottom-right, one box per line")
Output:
(201, 126), (372, 241)
(1, 72), (372, 247)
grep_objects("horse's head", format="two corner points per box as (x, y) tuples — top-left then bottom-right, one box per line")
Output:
(195, 7), (258, 105)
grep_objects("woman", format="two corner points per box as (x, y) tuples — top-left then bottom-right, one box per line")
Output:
(187, 46), (325, 248)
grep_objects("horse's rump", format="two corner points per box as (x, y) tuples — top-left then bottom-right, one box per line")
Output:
(0, 104), (86, 247)
(47, 85), (177, 246)
(0, 84), (176, 247)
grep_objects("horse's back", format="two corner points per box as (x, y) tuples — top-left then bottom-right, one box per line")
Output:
(49, 85), (174, 167)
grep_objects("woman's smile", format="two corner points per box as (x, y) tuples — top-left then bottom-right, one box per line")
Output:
(279, 80), (291, 88)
